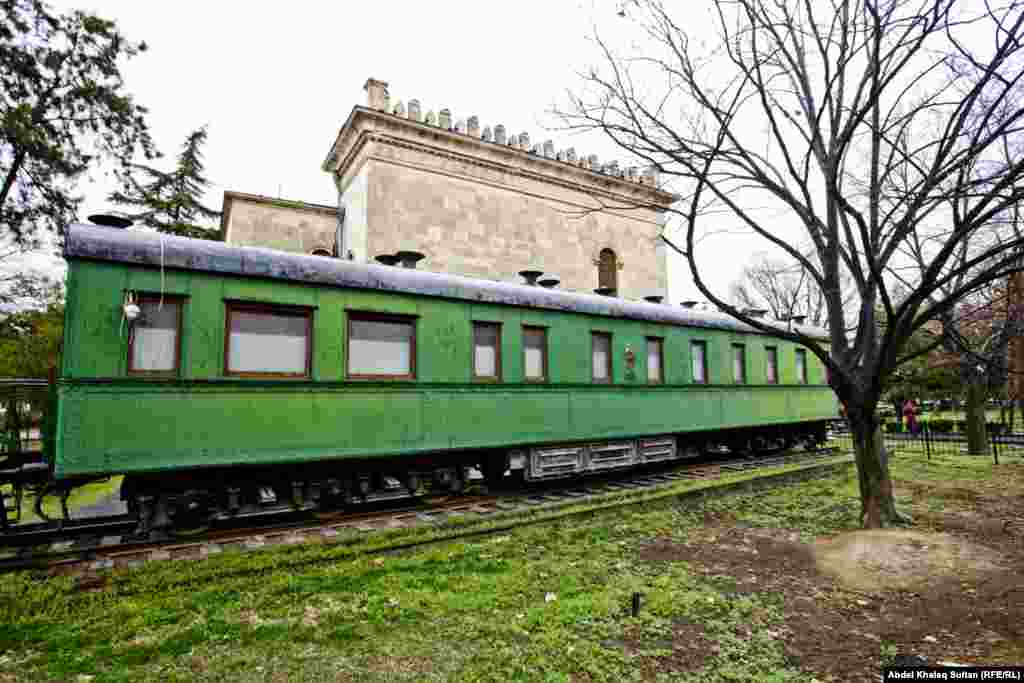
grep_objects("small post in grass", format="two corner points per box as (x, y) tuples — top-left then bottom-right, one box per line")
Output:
(924, 424), (931, 461)
(631, 592), (642, 617)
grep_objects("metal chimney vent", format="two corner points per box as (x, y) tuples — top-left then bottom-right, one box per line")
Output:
(519, 270), (544, 286)
(643, 295), (664, 304)
(395, 251), (425, 269)
(88, 214), (133, 229)
(680, 300), (699, 308)
(743, 308), (768, 318)
(375, 254), (400, 266)
(538, 277), (560, 288)
(594, 287), (616, 297)
(789, 315), (807, 325)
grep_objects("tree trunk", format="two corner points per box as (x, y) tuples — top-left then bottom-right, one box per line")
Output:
(849, 415), (909, 528)
(964, 380), (989, 455)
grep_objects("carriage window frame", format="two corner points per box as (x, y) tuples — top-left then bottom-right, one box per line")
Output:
(223, 301), (314, 379)
(345, 311), (418, 380)
(766, 346), (779, 385)
(591, 331), (612, 383)
(732, 343), (747, 384)
(127, 293), (186, 376)
(522, 325), (548, 383)
(796, 348), (808, 385)
(691, 340), (708, 384)
(472, 321), (502, 381)
(646, 336), (664, 384)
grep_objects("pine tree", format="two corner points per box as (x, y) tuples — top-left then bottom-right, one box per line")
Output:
(109, 127), (221, 239)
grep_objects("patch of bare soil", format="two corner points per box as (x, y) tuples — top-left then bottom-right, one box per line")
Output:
(637, 513), (1024, 682)
(812, 529), (1006, 592)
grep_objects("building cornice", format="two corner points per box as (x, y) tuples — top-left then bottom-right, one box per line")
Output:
(322, 107), (678, 209)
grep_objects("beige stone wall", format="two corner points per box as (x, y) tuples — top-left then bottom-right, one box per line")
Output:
(223, 193), (338, 255)
(364, 159), (665, 297)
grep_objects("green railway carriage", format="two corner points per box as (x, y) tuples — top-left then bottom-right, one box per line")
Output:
(51, 224), (837, 526)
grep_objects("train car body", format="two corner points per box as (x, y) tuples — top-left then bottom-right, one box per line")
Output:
(48, 224), (837, 526)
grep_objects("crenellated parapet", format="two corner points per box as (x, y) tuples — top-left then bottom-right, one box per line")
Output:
(319, 77), (675, 301)
(322, 78), (672, 202)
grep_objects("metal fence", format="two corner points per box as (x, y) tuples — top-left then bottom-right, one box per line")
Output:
(828, 420), (1021, 464)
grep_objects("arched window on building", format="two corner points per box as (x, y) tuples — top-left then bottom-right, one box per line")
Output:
(598, 248), (618, 293)
(310, 248), (332, 257)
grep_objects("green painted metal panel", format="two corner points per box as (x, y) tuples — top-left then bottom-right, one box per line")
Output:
(314, 290), (344, 381)
(71, 262), (128, 378)
(416, 299), (470, 383)
(60, 262), (81, 378)
(54, 382), (837, 477)
(186, 275), (224, 379)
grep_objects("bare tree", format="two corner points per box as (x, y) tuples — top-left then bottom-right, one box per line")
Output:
(731, 254), (840, 326)
(562, 0), (1024, 527)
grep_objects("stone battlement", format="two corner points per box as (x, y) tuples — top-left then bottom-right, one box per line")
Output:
(356, 77), (660, 187)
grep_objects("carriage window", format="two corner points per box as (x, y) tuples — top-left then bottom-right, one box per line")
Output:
(592, 332), (611, 383)
(796, 348), (808, 384)
(347, 313), (416, 379)
(128, 296), (183, 374)
(473, 322), (501, 380)
(766, 346), (778, 384)
(691, 340), (708, 384)
(647, 337), (664, 383)
(523, 326), (548, 381)
(732, 344), (746, 384)
(226, 304), (312, 377)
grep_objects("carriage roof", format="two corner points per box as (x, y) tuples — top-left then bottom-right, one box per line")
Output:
(64, 223), (828, 340)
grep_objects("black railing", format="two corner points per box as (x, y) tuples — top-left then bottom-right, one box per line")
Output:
(828, 420), (1017, 464)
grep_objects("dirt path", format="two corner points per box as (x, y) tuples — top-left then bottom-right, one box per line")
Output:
(638, 487), (1024, 681)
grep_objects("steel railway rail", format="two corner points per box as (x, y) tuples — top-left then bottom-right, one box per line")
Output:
(2, 446), (846, 576)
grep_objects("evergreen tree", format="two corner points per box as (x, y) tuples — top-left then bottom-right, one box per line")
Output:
(109, 126), (221, 239)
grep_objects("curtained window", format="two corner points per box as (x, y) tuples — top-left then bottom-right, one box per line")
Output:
(523, 326), (547, 381)
(473, 322), (501, 380)
(766, 347), (778, 384)
(592, 332), (611, 382)
(347, 314), (416, 379)
(226, 304), (312, 377)
(732, 344), (747, 384)
(691, 341), (707, 384)
(129, 297), (182, 374)
(647, 338), (664, 383)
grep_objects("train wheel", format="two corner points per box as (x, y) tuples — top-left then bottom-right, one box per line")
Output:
(479, 454), (508, 491)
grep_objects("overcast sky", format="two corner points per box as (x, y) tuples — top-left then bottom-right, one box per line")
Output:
(32, 0), (761, 303)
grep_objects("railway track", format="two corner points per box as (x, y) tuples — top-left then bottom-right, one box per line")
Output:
(2, 447), (848, 576)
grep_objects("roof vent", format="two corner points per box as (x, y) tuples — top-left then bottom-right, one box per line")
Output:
(395, 250), (425, 269)
(680, 300), (699, 308)
(644, 295), (664, 304)
(88, 214), (133, 229)
(519, 269), (543, 286)
(594, 287), (617, 297)
(375, 254), (400, 266)
(538, 277), (560, 288)
(743, 308), (768, 318)
(789, 315), (807, 325)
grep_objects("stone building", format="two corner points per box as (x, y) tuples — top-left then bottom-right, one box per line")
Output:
(218, 191), (339, 256)
(223, 77), (677, 299)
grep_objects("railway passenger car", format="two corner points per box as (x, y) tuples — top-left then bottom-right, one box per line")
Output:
(45, 224), (837, 532)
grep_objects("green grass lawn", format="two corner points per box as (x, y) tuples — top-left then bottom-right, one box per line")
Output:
(0, 451), (1016, 682)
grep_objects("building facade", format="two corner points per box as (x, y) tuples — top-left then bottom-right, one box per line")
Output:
(224, 77), (677, 300)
